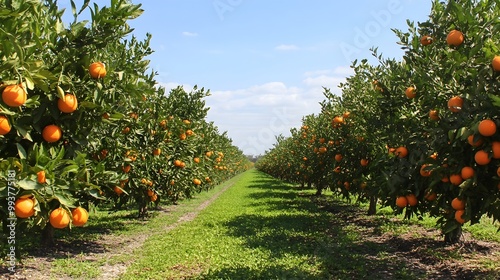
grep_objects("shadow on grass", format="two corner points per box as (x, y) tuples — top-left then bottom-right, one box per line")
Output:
(200, 171), (496, 280)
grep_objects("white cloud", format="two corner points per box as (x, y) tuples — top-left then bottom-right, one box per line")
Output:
(275, 44), (299, 51)
(159, 67), (351, 155)
(182, 31), (198, 37)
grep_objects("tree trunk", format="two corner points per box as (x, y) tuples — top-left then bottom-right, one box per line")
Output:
(367, 196), (377, 215)
(444, 226), (463, 243)
(40, 224), (55, 247)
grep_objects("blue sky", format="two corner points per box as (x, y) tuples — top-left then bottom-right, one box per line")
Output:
(67, 1), (432, 155)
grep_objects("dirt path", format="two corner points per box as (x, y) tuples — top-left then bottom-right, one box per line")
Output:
(1, 181), (235, 280)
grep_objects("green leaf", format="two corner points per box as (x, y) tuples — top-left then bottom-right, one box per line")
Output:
(16, 143), (27, 159)
(17, 179), (42, 190)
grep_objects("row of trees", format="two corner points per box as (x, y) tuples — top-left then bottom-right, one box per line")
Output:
(0, 0), (251, 248)
(256, 0), (500, 242)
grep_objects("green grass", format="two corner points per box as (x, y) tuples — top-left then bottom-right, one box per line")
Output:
(120, 170), (424, 280)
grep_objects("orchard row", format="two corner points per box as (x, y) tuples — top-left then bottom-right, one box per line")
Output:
(0, 0), (251, 245)
(256, 0), (500, 242)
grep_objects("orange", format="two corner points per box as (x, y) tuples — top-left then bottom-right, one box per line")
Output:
(406, 194), (418, 206)
(467, 134), (484, 147)
(193, 178), (202, 185)
(396, 196), (408, 208)
(424, 191), (437, 201)
(334, 166), (341, 173)
(174, 160), (183, 167)
(335, 154), (343, 162)
(420, 35), (433, 46)
(0, 115), (11, 135)
(150, 193), (158, 202)
(71, 207), (88, 227)
(420, 164), (432, 177)
(446, 30), (464, 46)
(179, 133), (187, 140)
(332, 116), (344, 124)
(14, 197), (35, 218)
(492, 141), (500, 159)
(153, 148), (161, 156)
(147, 189), (154, 197)
(447, 96), (463, 113)
(57, 93), (78, 113)
(455, 210), (466, 224)
(122, 127), (130, 134)
(405, 86), (416, 99)
(460, 166), (474, 180)
(114, 186), (124, 195)
(42, 124), (62, 143)
(2, 84), (27, 107)
(37, 170), (46, 184)
(183, 119), (191, 125)
(429, 110), (439, 121)
(122, 165), (131, 173)
(360, 159), (369, 167)
(395, 146), (408, 158)
(89, 62), (106, 79)
(497, 166), (500, 177)
(451, 197), (465, 210)
(449, 174), (463, 186)
(343, 112), (350, 119)
(478, 119), (496, 137)
(492, 56), (500, 72)
(49, 208), (70, 229)
(474, 150), (491, 165)
(343, 182), (350, 190)
(194, 157), (201, 163)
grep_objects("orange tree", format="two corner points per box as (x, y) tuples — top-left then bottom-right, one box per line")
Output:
(257, 0), (500, 243)
(0, 0), (250, 251)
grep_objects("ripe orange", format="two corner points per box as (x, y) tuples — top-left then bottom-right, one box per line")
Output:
(122, 126), (130, 134)
(460, 166), (475, 180)
(122, 165), (131, 173)
(360, 159), (369, 167)
(420, 35), (433, 46)
(49, 208), (70, 229)
(429, 110), (440, 121)
(474, 150), (491, 165)
(2, 84), (27, 107)
(89, 62), (106, 79)
(478, 119), (496, 137)
(467, 134), (484, 147)
(455, 210), (466, 224)
(395, 146), (408, 158)
(343, 112), (350, 119)
(14, 197), (35, 218)
(194, 157), (201, 163)
(446, 30), (464, 46)
(492, 56), (500, 72)
(183, 119), (191, 125)
(405, 86), (416, 99)
(179, 133), (187, 140)
(150, 193), (158, 202)
(492, 141), (500, 159)
(335, 154), (343, 162)
(174, 160), (183, 167)
(0, 115), (11, 135)
(114, 186), (124, 195)
(193, 178), (202, 185)
(449, 174), (463, 186)
(448, 96), (463, 113)
(333, 116), (344, 124)
(420, 164), (432, 177)
(451, 197), (465, 210)
(57, 94), (78, 113)
(37, 170), (46, 184)
(71, 207), (88, 227)
(343, 182), (350, 190)
(153, 148), (161, 156)
(147, 189), (155, 197)
(396, 196), (408, 208)
(424, 191), (437, 201)
(42, 124), (62, 143)
(406, 194), (418, 206)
